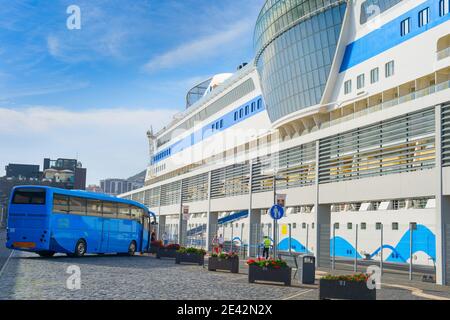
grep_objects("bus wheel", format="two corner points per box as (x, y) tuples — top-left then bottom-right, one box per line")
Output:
(128, 241), (136, 256)
(38, 251), (55, 258)
(74, 239), (87, 257)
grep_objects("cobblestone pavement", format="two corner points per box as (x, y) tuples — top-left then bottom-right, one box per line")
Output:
(0, 251), (446, 300)
(0, 251), (307, 300)
(0, 230), (12, 272)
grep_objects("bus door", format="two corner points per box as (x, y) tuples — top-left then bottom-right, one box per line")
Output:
(100, 218), (111, 253)
(141, 215), (150, 253)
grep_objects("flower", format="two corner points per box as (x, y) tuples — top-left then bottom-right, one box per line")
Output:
(178, 247), (206, 255)
(322, 273), (370, 282)
(246, 258), (288, 268)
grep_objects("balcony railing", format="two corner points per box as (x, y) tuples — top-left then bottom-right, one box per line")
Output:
(437, 47), (450, 60)
(326, 80), (450, 128)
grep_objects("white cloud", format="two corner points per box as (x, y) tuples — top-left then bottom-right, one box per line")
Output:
(46, 35), (60, 57)
(0, 106), (176, 185)
(143, 19), (255, 72)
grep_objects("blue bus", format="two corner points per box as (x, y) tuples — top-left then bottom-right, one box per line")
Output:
(5, 186), (156, 257)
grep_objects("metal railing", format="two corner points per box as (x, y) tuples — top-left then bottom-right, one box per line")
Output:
(325, 80), (450, 128)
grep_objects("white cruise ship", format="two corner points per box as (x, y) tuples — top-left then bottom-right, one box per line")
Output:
(121, 0), (450, 285)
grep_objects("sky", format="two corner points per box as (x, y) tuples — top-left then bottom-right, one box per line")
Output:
(0, 0), (265, 185)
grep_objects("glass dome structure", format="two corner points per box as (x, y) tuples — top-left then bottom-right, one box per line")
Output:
(254, 0), (347, 123)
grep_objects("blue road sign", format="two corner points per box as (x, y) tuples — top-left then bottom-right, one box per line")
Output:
(270, 205), (284, 220)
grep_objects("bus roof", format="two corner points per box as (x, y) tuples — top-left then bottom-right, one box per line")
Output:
(11, 185), (156, 217)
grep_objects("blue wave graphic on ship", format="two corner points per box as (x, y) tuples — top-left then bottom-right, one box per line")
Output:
(277, 237), (310, 253)
(328, 224), (436, 263)
(385, 225), (436, 263)
(331, 236), (363, 259)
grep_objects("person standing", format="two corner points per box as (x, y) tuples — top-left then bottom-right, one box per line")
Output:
(162, 232), (169, 246)
(262, 236), (271, 259)
(212, 235), (219, 254)
(150, 229), (156, 242)
(218, 234), (224, 254)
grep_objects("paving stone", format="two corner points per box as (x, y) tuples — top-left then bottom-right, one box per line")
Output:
(0, 250), (445, 300)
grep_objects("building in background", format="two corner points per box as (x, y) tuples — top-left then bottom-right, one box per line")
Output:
(43, 158), (87, 190)
(0, 158), (87, 223)
(100, 170), (145, 196)
(86, 185), (102, 193)
(5, 164), (41, 180)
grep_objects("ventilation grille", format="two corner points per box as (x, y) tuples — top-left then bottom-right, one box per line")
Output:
(318, 108), (435, 183)
(211, 163), (250, 199)
(160, 181), (181, 206)
(441, 104), (450, 167)
(252, 142), (316, 193)
(182, 173), (209, 203)
(144, 186), (160, 208)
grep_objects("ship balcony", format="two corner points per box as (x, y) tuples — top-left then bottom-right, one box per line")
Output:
(278, 66), (450, 141)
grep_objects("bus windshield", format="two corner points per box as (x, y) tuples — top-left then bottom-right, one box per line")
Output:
(12, 188), (46, 205)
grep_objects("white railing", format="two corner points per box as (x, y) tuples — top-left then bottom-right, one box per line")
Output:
(437, 47), (450, 60)
(326, 80), (450, 128)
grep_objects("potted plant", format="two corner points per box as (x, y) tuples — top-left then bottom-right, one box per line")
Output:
(208, 252), (239, 273)
(156, 243), (180, 259)
(247, 258), (291, 286)
(176, 247), (206, 265)
(319, 274), (376, 300)
(149, 240), (163, 254)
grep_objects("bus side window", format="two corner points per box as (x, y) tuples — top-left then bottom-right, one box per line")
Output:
(103, 201), (118, 218)
(87, 199), (102, 217)
(118, 203), (130, 220)
(138, 208), (144, 224)
(53, 194), (69, 213)
(70, 197), (87, 215)
(130, 206), (142, 223)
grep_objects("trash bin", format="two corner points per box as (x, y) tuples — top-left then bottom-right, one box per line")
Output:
(298, 255), (315, 284)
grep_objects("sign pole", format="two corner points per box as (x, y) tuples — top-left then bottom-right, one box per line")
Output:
(273, 177), (277, 259)
(288, 223), (292, 254)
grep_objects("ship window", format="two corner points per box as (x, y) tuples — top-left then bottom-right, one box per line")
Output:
(257, 99), (262, 109)
(439, 0), (449, 16)
(251, 102), (256, 112)
(357, 74), (365, 90)
(400, 18), (410, 36)
(370, 68), (379, 84)
(385, 60), (395, 78)
(392, 222), (399, 231)
(418, 8), (429, 27)
(239, 109), (243, 118)
(220, 119), (223, 128)
(234, 111), (238, 121)
(245, 105), (249, 115)
(344, 80), (352, 94)
(361, 223), (367, 230)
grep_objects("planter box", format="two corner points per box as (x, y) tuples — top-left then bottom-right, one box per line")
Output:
(156, 248), (177, 259)
(176, 253), (205, 266)
(149, 246), (160, 254)
(248, 265), (291, 286)
(319, 279), (376, 300)
(208, 256), (239, 273)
